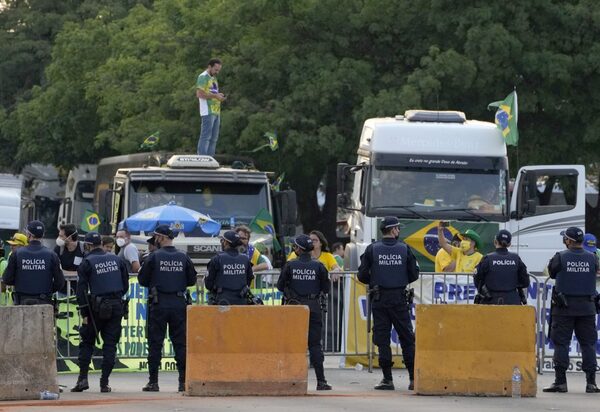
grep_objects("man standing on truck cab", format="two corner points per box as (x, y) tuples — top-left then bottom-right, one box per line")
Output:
(196, 58), (226, 156)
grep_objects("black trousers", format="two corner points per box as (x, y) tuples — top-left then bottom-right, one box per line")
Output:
(287, 298), (326, 381)
(78, 301), (123, 385)
(147, 298), (187, 383)
(372, 303), (415, 379)
(551, 314), (598, 376)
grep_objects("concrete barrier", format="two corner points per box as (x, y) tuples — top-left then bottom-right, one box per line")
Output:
(185, 305), (310, 396)
(415, 304), (537, 397)
(0, 305), (59, 400)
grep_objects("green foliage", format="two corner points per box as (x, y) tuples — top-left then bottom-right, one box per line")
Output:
(2, 0), (600, 233)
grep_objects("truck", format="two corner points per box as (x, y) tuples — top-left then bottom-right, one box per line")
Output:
(19, 164), (64, 246)
(337, 110), (586, 275)
(0, 174), (23, 241)
(57, 164), (97, 232)
(97, 154), (296, 269)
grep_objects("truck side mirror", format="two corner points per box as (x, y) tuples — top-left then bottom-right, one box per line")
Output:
(273, 190), (297, 226)
(525, 199), (537, 215)
(337, 163), (350, 195)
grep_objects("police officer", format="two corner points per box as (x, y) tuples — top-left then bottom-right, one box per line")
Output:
(277, 234), (332, 391)
(2, 220), (65, 305)
(138, 225), (197, 392)
(543, 227), (600, 393)
(473, 230), (529, 305)
(358, 216), (419, 391)
(71, 232), (129, 393)
(205, 231), (253, 305)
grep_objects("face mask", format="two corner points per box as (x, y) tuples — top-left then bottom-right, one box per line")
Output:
(116, 238), (126, 248)
(460, 240), (472, 252)
(56, 238), (65, 247)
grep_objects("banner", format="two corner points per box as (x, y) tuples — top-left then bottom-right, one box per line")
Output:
(342, 274), (600, 370)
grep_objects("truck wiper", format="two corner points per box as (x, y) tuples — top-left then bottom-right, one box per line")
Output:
(433, 208), (490, 222)
(375, 205), (428, 219)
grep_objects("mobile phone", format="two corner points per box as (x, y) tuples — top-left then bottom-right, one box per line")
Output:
(440, 221), (450, 227)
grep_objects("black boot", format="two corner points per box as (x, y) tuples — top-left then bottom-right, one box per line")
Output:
(142, 382), (160, 392)
(178, 382), (185, 392)
(100, 385), (112, 393)
(586, 372), (600, 393)
(317, 380), (332, 390)
(374, 378), (394, 390)
(543, 382), (568, 393)
(71, 377), (89, 392)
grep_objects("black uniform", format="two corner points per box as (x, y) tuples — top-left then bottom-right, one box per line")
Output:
(474, 248), (529, 305)
(358, 237), (419, 383)
(277, 253), (330, 382)
(2, 240), (65, 305)
(138, 246), (197, 386)
(76, 249), (129, 386)
(205, 249), (253, 305)
(547, 248), (598, 383)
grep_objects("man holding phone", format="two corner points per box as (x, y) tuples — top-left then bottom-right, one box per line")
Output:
(196, 58), (226, 156)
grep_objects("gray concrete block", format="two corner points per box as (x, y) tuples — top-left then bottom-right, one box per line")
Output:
(0, 305), (59, 400)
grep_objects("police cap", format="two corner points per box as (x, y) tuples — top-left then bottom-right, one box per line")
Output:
(495, 229), (512, 244)
(379, 216), (400, 231)
(293, 234), (313, 251)
(560, 226), (584, 243)
(154, 224), (174, 239)
(222, 230), (242, 247)
(26, 220), (45, 238)
(84, 231), (102, 246)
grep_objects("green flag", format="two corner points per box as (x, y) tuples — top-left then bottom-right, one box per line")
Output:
(81, 210), (100, 232)
(140, 131), (160, 150)
(249, 208), (281, 251)
(488, 91), (518, 146)
(271, 172), (285, 192)
(264, 132), (278, 151)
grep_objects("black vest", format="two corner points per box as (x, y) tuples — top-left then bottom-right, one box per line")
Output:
(216, 251), (249, 292)
(86, 252), (124, 296)
(151, 248), (188, 293)
(15, 245), (54, 295)
(286, 258), (322, 296)
(556, 250), (597, 296)
(485, 251), (519, 291)
(371, 241), (408, 288)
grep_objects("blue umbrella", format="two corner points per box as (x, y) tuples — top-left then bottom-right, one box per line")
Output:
(122, 201), (221, 235)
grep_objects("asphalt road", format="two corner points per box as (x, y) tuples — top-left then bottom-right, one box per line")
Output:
(0, 365), (598, 412)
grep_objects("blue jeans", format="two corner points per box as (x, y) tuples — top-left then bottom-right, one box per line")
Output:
(197, 114), (220, 156)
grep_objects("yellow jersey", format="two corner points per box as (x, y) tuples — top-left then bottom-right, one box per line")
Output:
(434, 248), (453, 273)
(450, 246), (483, 273)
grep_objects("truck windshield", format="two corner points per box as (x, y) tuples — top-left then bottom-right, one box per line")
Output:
(368, 167), (508, 221)
(72, 181), (95, 229)
(129, 181), (269, 228)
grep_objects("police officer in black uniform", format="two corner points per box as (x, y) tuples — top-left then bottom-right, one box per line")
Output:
(543, 227), (600, 393)
(2, 220), (65, 305)
(138, 225), (197, 392)
(277, 234), (332, 391)
(71, 232), (129, 393)
(205, 231), (253, 305)
(473, 230), (530, 305)
(358, 216), (419, 391)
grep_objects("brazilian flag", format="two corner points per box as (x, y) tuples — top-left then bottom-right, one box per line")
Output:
(249, 208), (281, 251)
(488, 91), (518, 146)
(81, 210), (100, 232)
(140, 131), (160, 150)
(264, 132), (278, 151)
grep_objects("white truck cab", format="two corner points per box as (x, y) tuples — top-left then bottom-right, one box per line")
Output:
(338, 110), (585, 275)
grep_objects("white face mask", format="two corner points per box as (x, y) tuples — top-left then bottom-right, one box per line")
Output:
(116, 238), (127, 248)
(56, 238), (65, 247)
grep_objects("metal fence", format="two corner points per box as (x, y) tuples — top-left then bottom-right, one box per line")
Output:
(0, 271), (586, 374)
